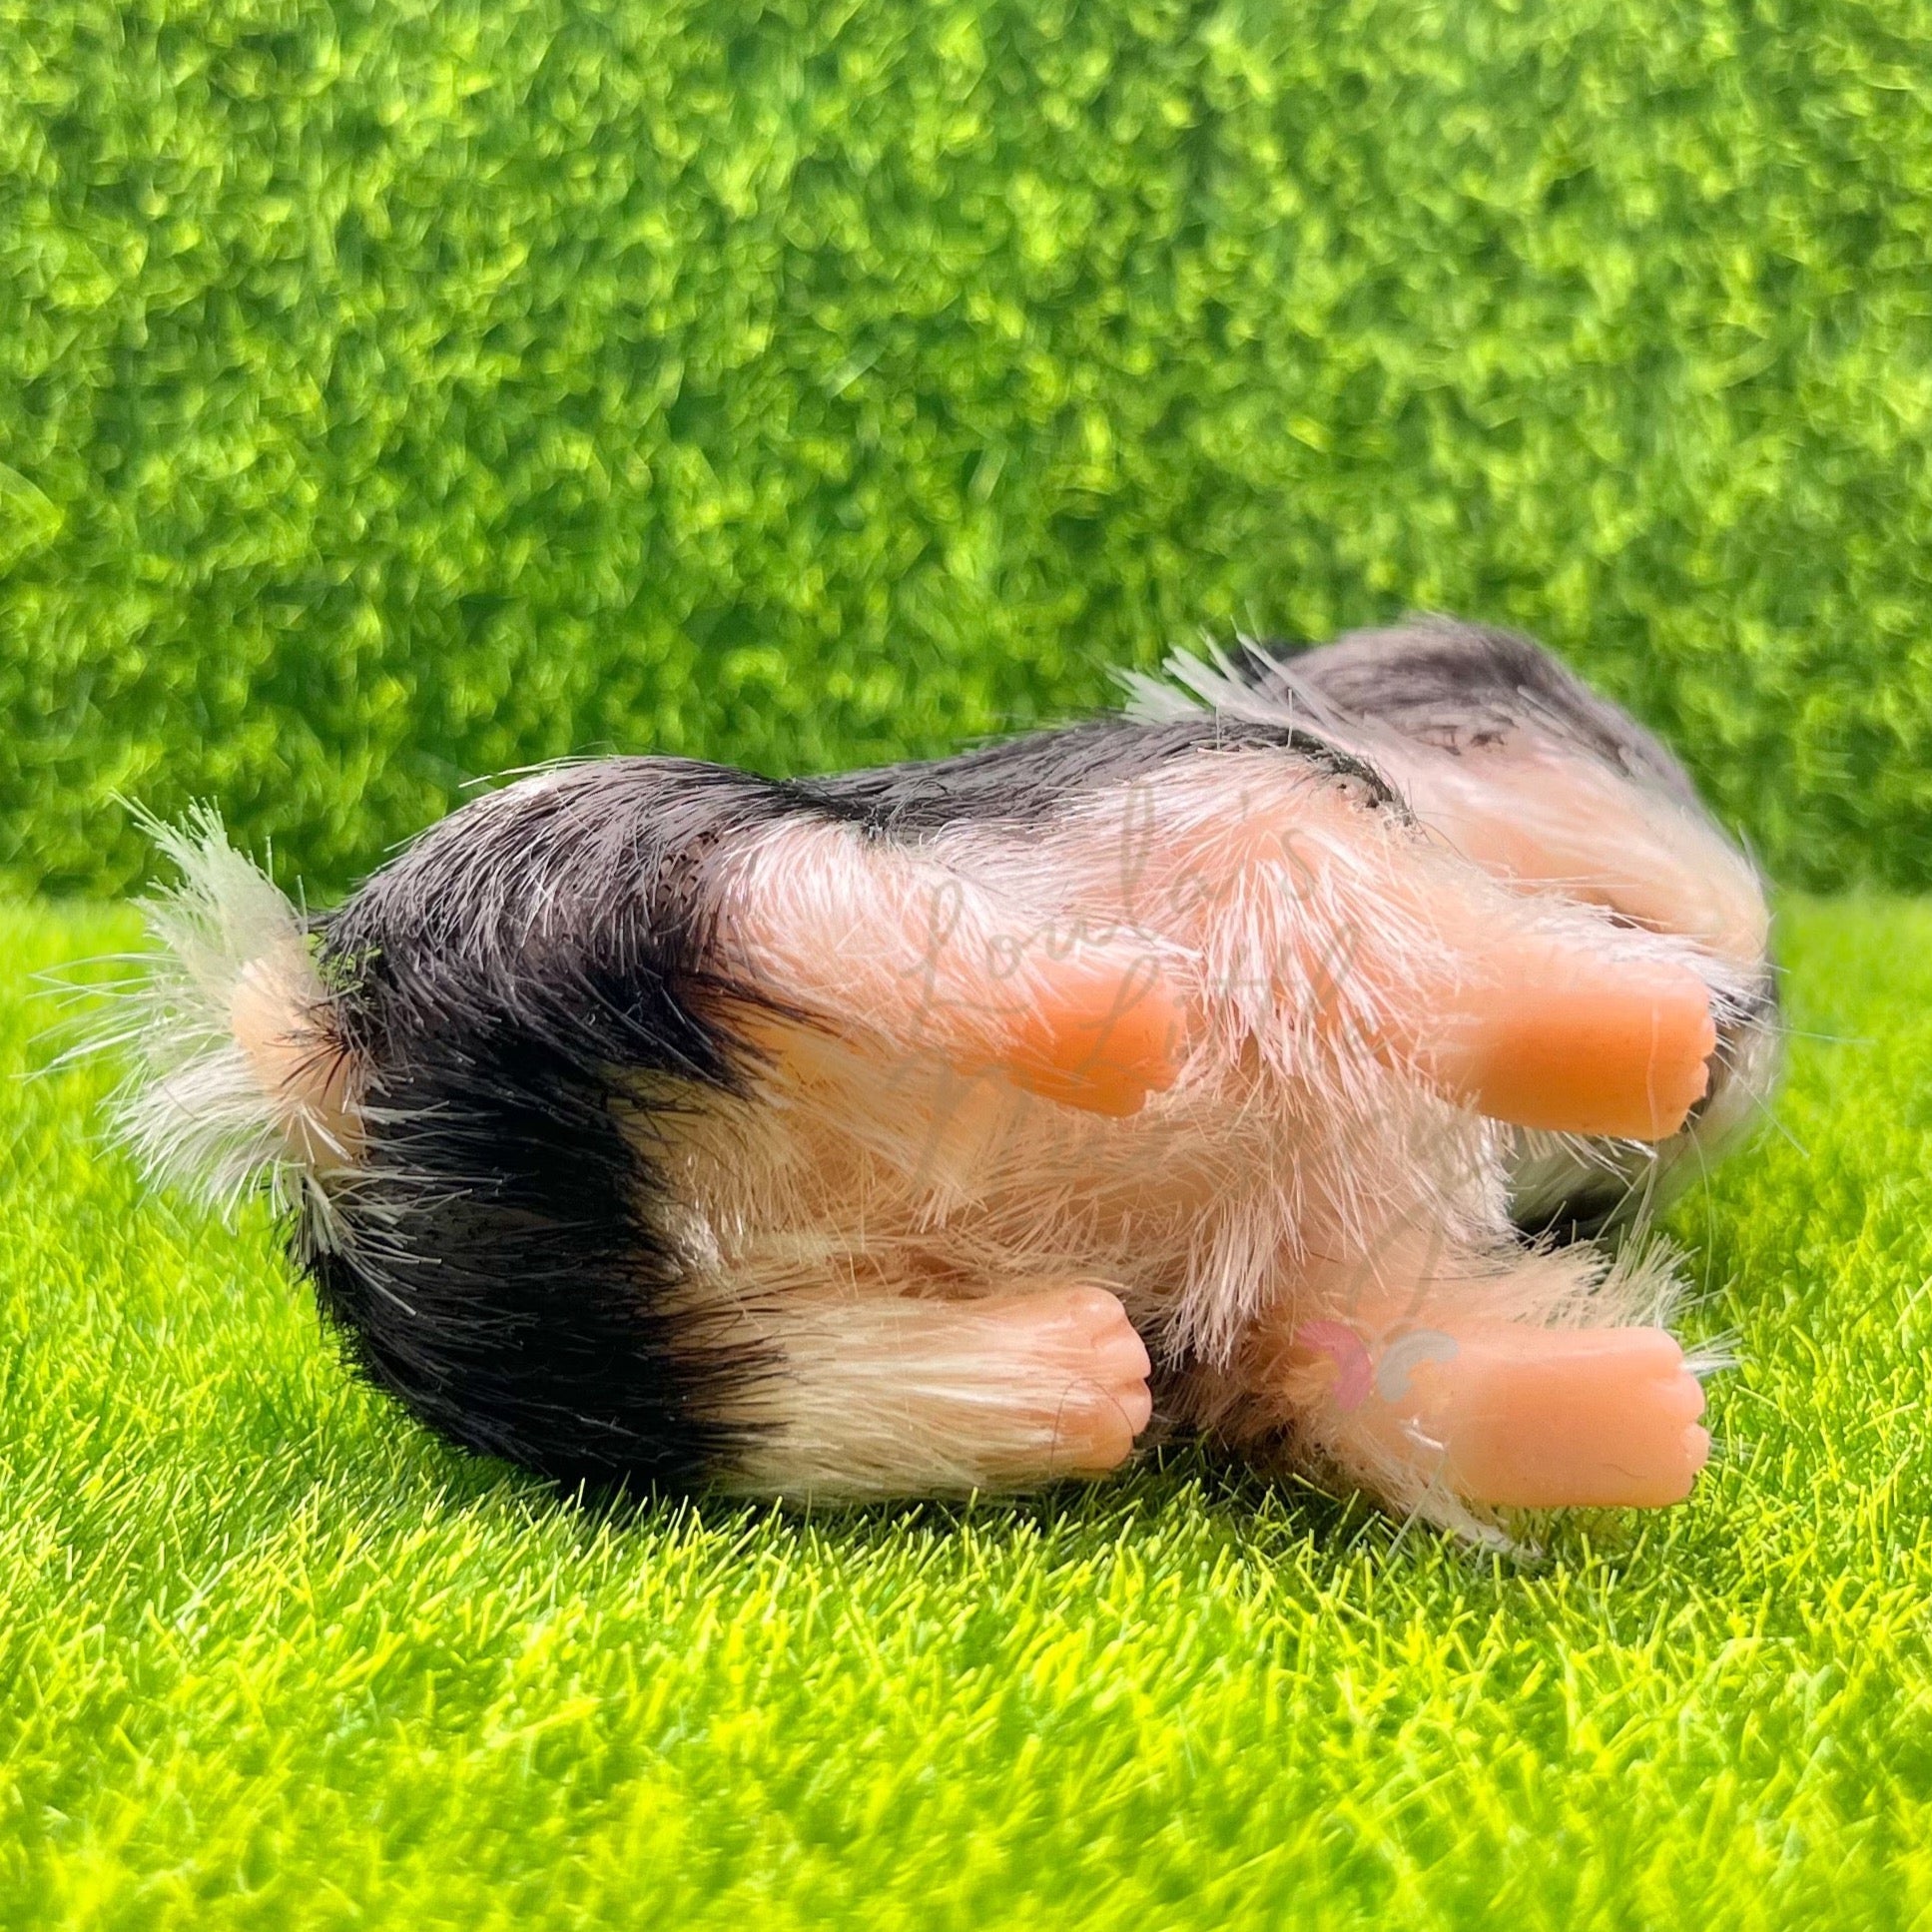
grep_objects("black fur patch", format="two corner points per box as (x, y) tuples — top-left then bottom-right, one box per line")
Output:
(804, 714), (1402, 835)
(1510, 1180), (1644, 1247)
(305, 760), (794, 1493)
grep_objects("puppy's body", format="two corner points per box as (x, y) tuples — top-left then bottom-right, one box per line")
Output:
(119, 619), (1777, 1540)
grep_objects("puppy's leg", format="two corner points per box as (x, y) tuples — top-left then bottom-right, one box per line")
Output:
(1126, 764), (1720, 1141)
(1243, 1244), (1708, 1515)
(1353, 735), (1779, 1226)
(708, 1283), (1153, 1499)
(710, 817), (1183, 1117)
(1262, 622), (1780, 1225)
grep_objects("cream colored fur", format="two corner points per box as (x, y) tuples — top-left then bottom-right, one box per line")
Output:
(648, 753), (1744, 1535)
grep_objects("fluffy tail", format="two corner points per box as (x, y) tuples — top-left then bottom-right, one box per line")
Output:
(105, 807), (358, 1230)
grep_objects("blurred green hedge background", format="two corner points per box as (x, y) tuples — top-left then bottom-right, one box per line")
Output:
(4, 0), (1929, 897)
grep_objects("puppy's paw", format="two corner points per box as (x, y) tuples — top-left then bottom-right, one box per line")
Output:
(999, 956), (1185, 1119)
(1413, 1324), (1710, 1510)
(992, 1284), (1154, 1476)
(1414, 940), (1718, 1141)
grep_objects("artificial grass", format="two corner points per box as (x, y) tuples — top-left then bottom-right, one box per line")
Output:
(0, 893), (1924, 1928)
(7, 0), (1932, 900)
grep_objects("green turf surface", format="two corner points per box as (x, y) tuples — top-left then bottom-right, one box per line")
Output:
(0, 894), (1922, 1927)
(7, 0), (1932, 898)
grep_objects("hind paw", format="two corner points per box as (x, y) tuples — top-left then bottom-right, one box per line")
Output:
(1416, 1325), (1709, 1510)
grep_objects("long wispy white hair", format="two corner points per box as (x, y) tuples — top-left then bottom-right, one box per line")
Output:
(98, 805), (348, 1236)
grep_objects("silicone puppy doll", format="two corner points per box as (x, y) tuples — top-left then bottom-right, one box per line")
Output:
(117, 617), (1778, 1540)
